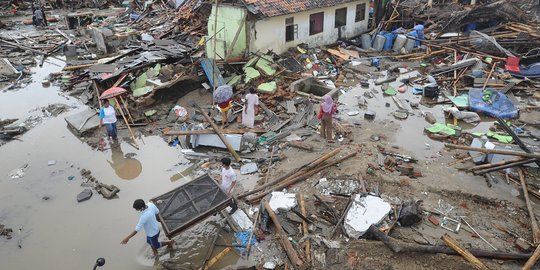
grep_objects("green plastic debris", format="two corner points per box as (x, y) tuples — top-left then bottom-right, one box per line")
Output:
(384, 86), (397, 96)
(243, 57), (258, 69)
(133, 86), (154, 97)
(146, 64), (161, 78)
(447, 94), (469, 108)
(256, 55), (276, 76)
(227, 75), (242, 86)
(130, 72), (148, 91)
(257, 81), (277, 94)
(472, 132), (513, 143)
(244, 67), (260, 83)
(425, 123), (458, 136)
(144, 110), (157, 117)
(420, 63), (428, 67)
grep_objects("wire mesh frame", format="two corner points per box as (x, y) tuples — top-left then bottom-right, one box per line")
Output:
(151, 174), (233, 238)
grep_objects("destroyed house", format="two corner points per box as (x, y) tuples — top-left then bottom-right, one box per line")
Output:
(206, 0), (370, 57)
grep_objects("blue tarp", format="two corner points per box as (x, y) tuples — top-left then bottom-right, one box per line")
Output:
(468, 89), (519, 119)
(234, 231), (257, 253)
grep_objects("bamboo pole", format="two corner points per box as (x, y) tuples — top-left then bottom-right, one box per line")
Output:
(248, 152), (357, 202)
(201, 247), (232, 270)
(238, 148), (342, 199)
(474, 159), (538, 175)
(211, 0), (219, 101)
(114, 97), (138, 148)
(263, 199), (304, 267)
(118, 96), (134, 124)
(468, 157), (525, 172)
(519, 169), (540, 245)
(445, 144), (540, 159)
(441, 234), (490, 270)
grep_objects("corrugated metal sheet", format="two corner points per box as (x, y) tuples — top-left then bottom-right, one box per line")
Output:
(200, 58), (226, 88)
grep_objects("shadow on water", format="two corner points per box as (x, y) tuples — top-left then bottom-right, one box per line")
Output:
(109, 142), (143, 180)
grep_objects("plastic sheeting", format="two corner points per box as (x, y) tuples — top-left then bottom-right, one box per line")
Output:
(469, 89), (519, 119)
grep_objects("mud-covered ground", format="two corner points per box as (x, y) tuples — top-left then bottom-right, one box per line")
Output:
(1, 19), (539, 270)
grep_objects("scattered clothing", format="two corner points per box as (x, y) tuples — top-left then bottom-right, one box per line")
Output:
(242, 93), (259, 128)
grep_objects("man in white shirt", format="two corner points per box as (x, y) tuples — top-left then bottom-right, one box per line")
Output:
(219, 157), (237, 195)
(120, 199), (174, 257)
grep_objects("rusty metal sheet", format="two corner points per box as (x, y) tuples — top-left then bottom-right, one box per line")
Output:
(151, 174), (232, 238)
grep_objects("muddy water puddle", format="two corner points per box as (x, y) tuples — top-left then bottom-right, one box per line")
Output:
(338, 69), (494, 159)
(0, 58), (224, 269)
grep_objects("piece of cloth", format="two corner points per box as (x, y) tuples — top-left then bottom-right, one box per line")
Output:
(320, 114), (333, 140)
(146, 230), (161, 249)
(34, 9), (43, 21)
(242, 93), (259, 128)
(100, 105), (117, 124)
(221, 166), (237, 194)
(218, 100), (232, 113)
(135, 202), (160, 238)
(104, 122), (118, 139)
(321, 95), (334, 113)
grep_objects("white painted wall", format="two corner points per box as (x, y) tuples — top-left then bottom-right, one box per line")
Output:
(249, 0), (369, 54)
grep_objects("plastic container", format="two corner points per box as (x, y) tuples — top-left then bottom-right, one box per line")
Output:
(361, 34), (372, 49)
(383, 32), (396, 51)
(392, 34), (407, 51)
(404, 31), (417, 52)
(372, 34), (386, 52)
(423, 85), (439, 98)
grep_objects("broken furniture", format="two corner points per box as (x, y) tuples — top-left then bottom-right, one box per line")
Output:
(151, 174), (233, 238)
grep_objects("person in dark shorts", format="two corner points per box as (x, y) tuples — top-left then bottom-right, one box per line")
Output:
(120, 199), (174, 257)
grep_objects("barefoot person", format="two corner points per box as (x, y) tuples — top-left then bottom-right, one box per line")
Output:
(217, 99), (232, 128)
(317, 95), (337, 143)
(241, 87), (259, 128)
(217, 157), (238, 213)
(99, 99), (118, 140)
(121, 199), (174, 257)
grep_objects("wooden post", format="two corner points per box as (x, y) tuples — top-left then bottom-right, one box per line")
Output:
(331, 196), (354, 238)
(262, 199), (304, 267)
(299, 193), (311, 263)
(193, 103), (241, 162)
(519, 169), (540, 245)
(482, 62), (497, 90)
(445, 144), (540, 159)
(201, 247), (232, 270)
(441, 233), (490, 270)
(523, 245), (540, 270)
(113, 97), (138, 148)
(224, 11), (247, 60)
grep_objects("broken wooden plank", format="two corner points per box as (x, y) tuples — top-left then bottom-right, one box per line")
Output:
(441, 233), (490, 270)
(263, 199), (304, 268)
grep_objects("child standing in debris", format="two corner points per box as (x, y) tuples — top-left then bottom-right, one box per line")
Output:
(217, 99), (232, 128)
(99, 99), (118, 140)
(120, 199), (174, 257)
(318, 95), (337, 143)
(242, 87), (259, 128)
(218, 157), (237, 195)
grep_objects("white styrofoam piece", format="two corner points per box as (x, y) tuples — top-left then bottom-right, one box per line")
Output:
(230, 208), (253, 231)
(344, 195), (391, 239)
(269, 192), (297, 213)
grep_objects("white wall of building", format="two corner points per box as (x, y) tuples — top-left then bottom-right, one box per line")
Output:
(249, 0), (369, 54)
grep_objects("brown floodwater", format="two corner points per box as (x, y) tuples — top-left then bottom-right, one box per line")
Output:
(0, 57), (219, 270)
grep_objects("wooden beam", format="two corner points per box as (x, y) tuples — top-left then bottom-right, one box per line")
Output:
(263, 199), (304, 268)
(519, 169), (540, 245)
(163, 128), (266, 136)
(441, 233), (490, 270)
(445, 144), (540, 159)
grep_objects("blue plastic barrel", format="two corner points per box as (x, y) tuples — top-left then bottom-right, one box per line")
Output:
(383, 32), (396, 51)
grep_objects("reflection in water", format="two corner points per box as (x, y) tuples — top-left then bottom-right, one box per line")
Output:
(108, 143), (142, 180)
